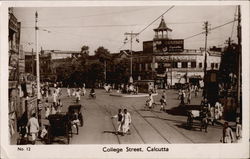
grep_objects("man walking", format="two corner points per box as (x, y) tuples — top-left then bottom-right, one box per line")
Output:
(122, 109), (131, 135)
(27, 113), (39, 145)
(111, 109), (124, 135)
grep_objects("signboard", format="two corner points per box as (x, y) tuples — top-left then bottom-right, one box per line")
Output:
(143, 41), (153, 54)
(153, 39), (184, 53)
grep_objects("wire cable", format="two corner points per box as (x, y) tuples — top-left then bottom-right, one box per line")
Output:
(118, 5), (175, 51)
(184, 19), (237, 40)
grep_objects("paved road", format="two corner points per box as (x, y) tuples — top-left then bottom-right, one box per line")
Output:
(43, 88), (224, 144)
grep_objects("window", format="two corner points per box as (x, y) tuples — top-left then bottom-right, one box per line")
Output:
(211, 63), (214, 69)
(182, 62), (188, 68)
(199, 63), (202, 68)
(215, 63), (218, 69)
(173, 62), (178, 68)
(191, 62), (196, 68)
(145, 63), (148, 71)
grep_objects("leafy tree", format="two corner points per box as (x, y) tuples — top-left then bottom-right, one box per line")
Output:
(219, 43), (238, 87)
(81, 45), (89, 55)
(95, 46), (111, 62)
(86, 62), (105, 86)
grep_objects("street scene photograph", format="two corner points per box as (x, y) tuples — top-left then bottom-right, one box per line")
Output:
(8, 5), (242, 145)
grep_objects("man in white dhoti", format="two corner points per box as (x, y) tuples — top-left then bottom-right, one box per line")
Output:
(222, 122), (234, 143)
(67, 86), (71, 97)
(27, 113), (39, 145)
(122, 109), (131, 135)
(52, 90), (57, 105)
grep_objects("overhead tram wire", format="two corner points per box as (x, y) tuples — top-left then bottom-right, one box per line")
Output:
(19, 7), (153, 23)
(184, 19), (238, 40)
(118, 5), (175, 51)
(21, 24), (139, 29)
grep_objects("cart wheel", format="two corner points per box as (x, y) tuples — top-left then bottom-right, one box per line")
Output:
(66, 125), (70, 144)
(79, 114), (83, 127)
(187, 117), (192, 129)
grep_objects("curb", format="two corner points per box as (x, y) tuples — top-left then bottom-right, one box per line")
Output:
(109, 93), (158, 98)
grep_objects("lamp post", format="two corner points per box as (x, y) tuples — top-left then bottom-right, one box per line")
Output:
(35, 11), (40, 100)
(124, 31), (139, 83)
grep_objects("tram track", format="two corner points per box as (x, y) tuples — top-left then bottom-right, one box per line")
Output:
(131, 104), (195, 143)
(91, 99), (121, 144)
(149, 109), (195, 143)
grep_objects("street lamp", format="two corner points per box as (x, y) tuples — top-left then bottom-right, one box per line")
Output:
(35, 11), (40, 100)
(124, 31), (139, 83)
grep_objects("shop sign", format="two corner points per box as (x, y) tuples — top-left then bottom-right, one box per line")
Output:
(154, 39), (184, 53)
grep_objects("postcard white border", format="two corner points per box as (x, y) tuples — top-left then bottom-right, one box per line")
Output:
(1, 1), (249, 159)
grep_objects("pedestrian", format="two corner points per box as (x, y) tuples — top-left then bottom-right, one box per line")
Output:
(187, 91), (192, 104)
(82, 86), (86, 96)
(160, 95), (167, 111)
(45, 100), (50, 119)
(52, 90), (57, 105)
(67, 86), (71, 97)
(221, 122), (234, 143)
(122, 109), (131, 135)
(111, 109), (124, 135)
(51, 103), (57, 115)
(236, 117), (242, 143)
(27, 113), (39, 145)
(180, 90), (185, 106)
(194, 85), (198, 97)
(146, 93), (154, 109)
(57, 99), (63, 113)
(76, 89), (81, 103)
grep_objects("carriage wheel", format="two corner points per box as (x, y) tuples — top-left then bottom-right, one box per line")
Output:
(79, 113), (84, 127)
(187, 117), (193, 129)
(66, 124), (70, 144)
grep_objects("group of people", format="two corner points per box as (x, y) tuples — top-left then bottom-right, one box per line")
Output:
(111, 109), (132, 136)
(178, 87), (195, 106)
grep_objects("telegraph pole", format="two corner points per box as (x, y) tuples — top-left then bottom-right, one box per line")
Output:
(31, 48), (34, 75)
(203, 21), (209, 99)
(236, 5), (241, 118)
(124, 31), (139, 83)
(35, 11), (40, 100)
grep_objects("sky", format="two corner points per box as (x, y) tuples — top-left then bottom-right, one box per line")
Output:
(13, 5), (238, 55)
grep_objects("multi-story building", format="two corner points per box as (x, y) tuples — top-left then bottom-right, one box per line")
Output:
(129, 17), (222, 88)
(8, 7), (23, 144)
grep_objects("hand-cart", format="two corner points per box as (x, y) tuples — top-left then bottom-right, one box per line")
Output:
(47, 114), (71, 144)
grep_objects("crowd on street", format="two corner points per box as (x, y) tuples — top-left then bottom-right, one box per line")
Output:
(17, 82), (242, 145)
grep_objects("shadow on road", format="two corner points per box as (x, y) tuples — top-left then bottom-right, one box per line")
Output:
(165, 104), (201, 116)
(103, 130), (117, 135)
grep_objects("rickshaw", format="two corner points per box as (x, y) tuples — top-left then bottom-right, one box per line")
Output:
(67, 105), (83, 135)
(186, 106), (208, 132)
(47, 114), (71, 144)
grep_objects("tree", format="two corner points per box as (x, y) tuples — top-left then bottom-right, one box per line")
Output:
(86, 62), (105, 87)
(94, 46), (111, 62)
(81, 45), (89, 55)
(219, 43), (238, 87)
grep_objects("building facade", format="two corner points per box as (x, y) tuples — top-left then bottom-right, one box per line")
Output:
(130, 17), (222, 88)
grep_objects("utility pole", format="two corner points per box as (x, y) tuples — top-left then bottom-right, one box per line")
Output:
(35, 11), (40, 100)
(203, 21), (209, 99)
(236, 5), (241, 118)
(124, 31), (139, 83)
(104, 60), (107, 82)
(31, 48), (34, 75)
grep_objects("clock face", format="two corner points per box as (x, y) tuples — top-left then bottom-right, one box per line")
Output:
(162, 47), (168, 52)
